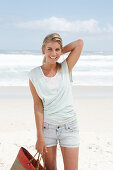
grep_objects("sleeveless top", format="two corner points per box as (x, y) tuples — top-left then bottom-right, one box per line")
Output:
(28, 59), (77, 125)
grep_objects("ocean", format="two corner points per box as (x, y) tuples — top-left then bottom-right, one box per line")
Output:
(0, 50), (113, 86)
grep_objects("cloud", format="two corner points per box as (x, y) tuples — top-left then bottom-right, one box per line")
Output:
(7, 16), (113, 34)
(104, 24), (113, 33)
(15, 16), (102, 34)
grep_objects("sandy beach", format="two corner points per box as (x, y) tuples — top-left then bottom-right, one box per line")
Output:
(0, 85), (113, 170)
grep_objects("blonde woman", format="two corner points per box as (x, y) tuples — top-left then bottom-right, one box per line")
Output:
(29, 33), (83, 170)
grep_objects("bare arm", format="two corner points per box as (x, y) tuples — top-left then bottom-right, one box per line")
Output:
(34, 101), (44, 139)
(29, 79), (47, 153)
(62, 39), (83, 73)
(29, 79), (44, 139)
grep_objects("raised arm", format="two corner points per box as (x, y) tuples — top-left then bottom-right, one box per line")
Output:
(29, 79), (47, 154)
(62, 39), (83, 74)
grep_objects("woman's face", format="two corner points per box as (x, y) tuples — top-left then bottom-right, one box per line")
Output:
(42, 41), (62, 64)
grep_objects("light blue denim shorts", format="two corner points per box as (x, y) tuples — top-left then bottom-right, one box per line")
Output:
(43, 119), (80, 148)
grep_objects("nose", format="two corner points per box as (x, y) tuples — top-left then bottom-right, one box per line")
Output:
(51, 50), (56, 55)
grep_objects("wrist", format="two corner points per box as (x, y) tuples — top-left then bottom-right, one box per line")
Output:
(37, 133), (44, 140)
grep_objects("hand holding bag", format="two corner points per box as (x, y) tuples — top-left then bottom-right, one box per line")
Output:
(10, 147), (46, 170)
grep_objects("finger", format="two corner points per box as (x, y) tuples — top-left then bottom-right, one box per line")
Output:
(39, 149), (43, 155)
(36, 148), (39, 153)
(35, 145), (39, 152)
(44, 146), (48, 153)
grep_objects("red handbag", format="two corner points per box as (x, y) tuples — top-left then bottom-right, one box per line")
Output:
(10, 147), (46, 170)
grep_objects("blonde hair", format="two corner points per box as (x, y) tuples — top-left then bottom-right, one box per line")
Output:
(42, 33), (63, 65)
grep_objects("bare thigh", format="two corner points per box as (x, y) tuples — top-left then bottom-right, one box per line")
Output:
(44, 145), (57, 170)
(60, 146), (79, 170)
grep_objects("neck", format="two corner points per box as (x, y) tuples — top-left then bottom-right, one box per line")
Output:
(43, 62), (58, 71)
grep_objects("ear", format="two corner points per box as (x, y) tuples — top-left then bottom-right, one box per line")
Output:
(42, 47), (45, 54)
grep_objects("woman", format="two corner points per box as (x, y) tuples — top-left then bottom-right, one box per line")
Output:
(29, 33), (83, 170)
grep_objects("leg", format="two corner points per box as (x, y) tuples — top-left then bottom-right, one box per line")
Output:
(44, 145), (57, 170)
(60, 146), (79, 170)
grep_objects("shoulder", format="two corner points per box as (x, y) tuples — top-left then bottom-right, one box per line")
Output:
(28, 66), (41, 81)
(30, 66), (40, 72)
(29, 66), (40, 74)
(61, 59), (68, 70)
(61, 59), (71, 76)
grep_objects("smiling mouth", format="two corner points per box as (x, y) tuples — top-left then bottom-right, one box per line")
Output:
(50, 57), (57, 59)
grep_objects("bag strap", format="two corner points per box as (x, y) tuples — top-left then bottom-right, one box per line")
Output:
(28, 151), (46, 169)
(36, 152), (46, 169)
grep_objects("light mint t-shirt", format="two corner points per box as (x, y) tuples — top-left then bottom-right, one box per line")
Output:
(28, 59), (77, 125)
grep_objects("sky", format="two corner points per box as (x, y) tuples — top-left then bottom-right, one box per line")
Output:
(0, 0), (113, 51)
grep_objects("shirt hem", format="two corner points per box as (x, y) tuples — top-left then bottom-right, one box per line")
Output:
(43, 116), (77, 126)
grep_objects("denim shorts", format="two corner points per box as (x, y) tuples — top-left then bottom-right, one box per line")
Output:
(42, 119), (80, 148)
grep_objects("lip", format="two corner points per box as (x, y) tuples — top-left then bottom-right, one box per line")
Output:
(50, 57), (57, 59)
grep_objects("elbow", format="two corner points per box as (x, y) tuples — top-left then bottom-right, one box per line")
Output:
(78, 39), (84, 48)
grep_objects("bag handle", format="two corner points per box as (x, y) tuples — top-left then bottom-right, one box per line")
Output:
(28, 151), (46, 169)
(36, 152), (46, 169)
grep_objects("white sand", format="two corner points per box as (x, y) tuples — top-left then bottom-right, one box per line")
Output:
(0, 86), (113, 170)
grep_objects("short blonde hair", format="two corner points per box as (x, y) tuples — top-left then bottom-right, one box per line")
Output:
(42, 33), (63, 64)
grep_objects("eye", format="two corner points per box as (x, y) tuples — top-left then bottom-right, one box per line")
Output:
(56, 49), (60, 51)
(48, 49), (51, 50)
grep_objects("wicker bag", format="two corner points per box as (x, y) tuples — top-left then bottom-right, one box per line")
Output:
(10, 147), (46, 170)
